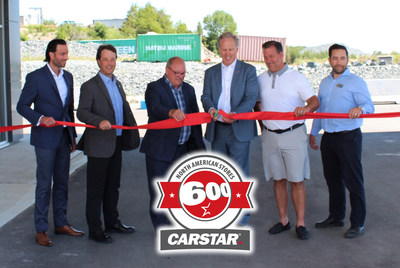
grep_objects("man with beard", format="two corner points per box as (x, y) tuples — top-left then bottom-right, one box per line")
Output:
(310, 44), (374, 238)
(17, 39), (84, 247)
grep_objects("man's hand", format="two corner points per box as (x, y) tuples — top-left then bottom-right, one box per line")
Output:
(209, 108), (218, 121)
(70, 138), (76, 152)
(99, 120), (112, 130)
(309, 134), (319, 150)
(294, 106), (310, 117)
(169, 109), (185, 121)
(349, 107), (363, 119)
(222, 112), (235, 124)
(40, 116), (56, 126)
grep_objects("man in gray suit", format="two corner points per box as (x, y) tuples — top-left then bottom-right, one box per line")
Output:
(77, 45), (140, 243)
(201, 32), (259, 177)
(201, 32), (259, 226)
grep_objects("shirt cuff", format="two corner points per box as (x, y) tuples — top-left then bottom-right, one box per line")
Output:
(36, 115), (44, 126)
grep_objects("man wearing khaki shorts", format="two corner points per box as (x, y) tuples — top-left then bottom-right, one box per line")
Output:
(255, 41), (319, 240)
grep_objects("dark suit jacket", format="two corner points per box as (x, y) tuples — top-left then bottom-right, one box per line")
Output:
(201, 60), (259, 142)
(140, 77), (205, 162)
(76, 73), (140, 158)
(17, 65), (76, 149)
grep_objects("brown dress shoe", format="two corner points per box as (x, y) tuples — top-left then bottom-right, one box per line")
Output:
(55, 224), (84, 236)
(36, 232), (53, 247)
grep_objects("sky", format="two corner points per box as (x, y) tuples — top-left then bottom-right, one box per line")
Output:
(20, 0), (400, 54)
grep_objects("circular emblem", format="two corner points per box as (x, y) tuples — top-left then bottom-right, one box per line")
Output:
(157, 153), (253, 229)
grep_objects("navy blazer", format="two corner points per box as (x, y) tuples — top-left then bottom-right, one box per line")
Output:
(201, 60), (259, 142)
(140, 77), (205, 162)
(17, 65), (76, 149)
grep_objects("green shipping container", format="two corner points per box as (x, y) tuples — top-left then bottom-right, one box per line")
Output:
(77, 39), (137, 55)
(137, 34), (201, 62)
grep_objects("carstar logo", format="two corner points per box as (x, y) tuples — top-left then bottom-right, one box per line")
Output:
(155, 153), (255, 254)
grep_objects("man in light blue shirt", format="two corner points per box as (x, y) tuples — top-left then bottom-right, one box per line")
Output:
(77, 45), (140, 243)
(310, 44), (374, 239)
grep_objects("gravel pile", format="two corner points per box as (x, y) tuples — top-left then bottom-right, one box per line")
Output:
(21, 41), (400, 96)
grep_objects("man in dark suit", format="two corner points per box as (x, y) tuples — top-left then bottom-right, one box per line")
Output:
(17, 39), (84, 247)
(201, 32), (259, 225)
(140, 57), (206, 229)
(77, 45), (140, 243)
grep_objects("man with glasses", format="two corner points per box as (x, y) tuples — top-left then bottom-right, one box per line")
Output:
(140, 57), (205, 229)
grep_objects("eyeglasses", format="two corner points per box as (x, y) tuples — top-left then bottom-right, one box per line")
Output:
(167, 66), (186, 76)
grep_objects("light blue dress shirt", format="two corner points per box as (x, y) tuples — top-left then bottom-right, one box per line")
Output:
(311, 69), (374, 136)
(99, 72), (123, 136)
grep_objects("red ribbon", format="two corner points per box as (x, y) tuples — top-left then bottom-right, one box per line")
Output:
(1, 111), (400, 133)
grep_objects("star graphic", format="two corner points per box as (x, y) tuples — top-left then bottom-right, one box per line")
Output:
(236, 193), (241, 198)
(169, 193), (175, 198)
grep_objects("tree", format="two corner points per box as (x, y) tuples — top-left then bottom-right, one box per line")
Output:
(121, 3), (175, 36)
(56, 23), (86, 40)
(121, 4), (138, 37)
(203, 11), (237, 53)
(88, 22), (108, 39)
(196, 22), (203, 36)
(174, 21), (191, 33)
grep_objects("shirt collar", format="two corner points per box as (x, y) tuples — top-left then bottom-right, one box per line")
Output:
(99, 71), (116, 84)
(267, 63), (288, 77)
(47, 63), (64, 78)
(222, 59), (237, 69)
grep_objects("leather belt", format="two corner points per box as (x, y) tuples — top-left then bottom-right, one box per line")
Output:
(263, 123), (304, 134)
(325, 128), (359, 135)
(216, 121), (231, 126)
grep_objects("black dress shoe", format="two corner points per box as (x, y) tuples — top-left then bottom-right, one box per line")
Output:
(105, 220), (135, 234)
(89, 230), (113, 243)
(315, 216), (344, 228)
(268, 222), (291, 234)
(344, 226), (365, 238)
(296, 226), (309, 240)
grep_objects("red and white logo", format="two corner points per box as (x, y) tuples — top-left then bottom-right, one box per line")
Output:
(155, 153), (255, 253)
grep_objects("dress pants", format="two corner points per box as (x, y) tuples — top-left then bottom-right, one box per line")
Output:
(212, 122), (251, 225)
(86, 137), (122, 233)
(145, 144), (188, 229)
(211, 122), (251, 176)
(320, 128), (366, 227)
(34, 128), (70, 232)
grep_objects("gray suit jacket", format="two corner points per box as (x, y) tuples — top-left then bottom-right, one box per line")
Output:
(76, 73), (139, 158)
(201, 60), (259, 142)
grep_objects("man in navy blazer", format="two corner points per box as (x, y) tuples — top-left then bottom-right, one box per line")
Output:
(140, 57), (206, 229)
(201, 32), (259, 177)
(17, 39), (83, 247)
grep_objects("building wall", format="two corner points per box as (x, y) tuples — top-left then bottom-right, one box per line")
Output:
(1, 0), (22, 144)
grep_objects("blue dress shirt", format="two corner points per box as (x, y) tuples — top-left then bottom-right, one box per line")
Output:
(311, 69), (374, 136)
(99, 72), (123, 136)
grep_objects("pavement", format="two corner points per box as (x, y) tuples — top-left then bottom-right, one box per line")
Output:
(1, 104), (400, 267)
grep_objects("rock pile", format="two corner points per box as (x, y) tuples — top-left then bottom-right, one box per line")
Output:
(21, 41), (400, 96)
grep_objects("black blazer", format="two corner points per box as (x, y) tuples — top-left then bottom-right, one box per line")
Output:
(77, 73), (139, 158)
(140, 77), (205, 161)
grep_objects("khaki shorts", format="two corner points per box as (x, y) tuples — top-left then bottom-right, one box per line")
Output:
(261, 125), (310, 182)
